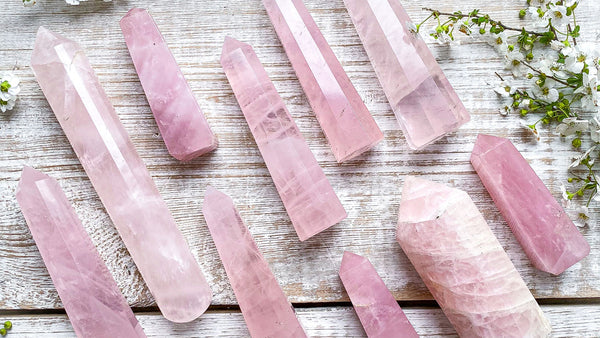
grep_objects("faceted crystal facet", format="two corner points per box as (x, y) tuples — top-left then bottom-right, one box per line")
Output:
(120, 8), (217, 161)
(263, 0), (383, 163)
(202, 187), (307, 338)
(220, 37), (347, 241)
(16, 167), (146, 338)
(471, 134), (590, 275)
(343, 0), (470, 150)
(339, 251), (418, 338)
(397, 176), (551, 337)
(31, 27), (211, 323)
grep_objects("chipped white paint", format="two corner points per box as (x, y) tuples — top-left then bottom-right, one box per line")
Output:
(0, 0), (598, 325)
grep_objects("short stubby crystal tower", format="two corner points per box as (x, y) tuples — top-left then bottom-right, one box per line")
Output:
(471, 134), (590, 275)
(16, 167), (146, 338)
(31, 27), (212, 323)
(397, 176), (551, 337)
(203, 187), (307, 338)
(343, 0), (470, 149)
(120, 8), (217, 161)
(220, 37), (347, 241)
(263, 0), (383, 162)
(339, 251), (418, 338)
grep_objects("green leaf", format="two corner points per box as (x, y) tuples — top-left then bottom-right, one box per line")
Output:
(0, 81), (10, 93)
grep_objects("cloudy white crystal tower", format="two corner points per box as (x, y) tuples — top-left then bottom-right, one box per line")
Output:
(120, 8), (217, 161)
(263, 0), (383, 162)
(343, 0), (470, 149)
(31, 27), (212, 323)
(202, 187), (307, 338)
(220, 37), (347, 241)
(339, 251), (418, 338)
(471, 134), (590, 275)
(16, 167), (146, 338)
(396, 177), (551, 337)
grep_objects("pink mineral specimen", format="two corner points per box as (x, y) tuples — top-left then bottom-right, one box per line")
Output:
(339, 251), (418, 338)
(263, 0), (383, 163)
(202, 187), (307, 338)
(16, 167), (146, 338)
(120, 8), (217, 161)
(471, 134), (590, 275)
(397, 176), (551, 337)
(220, 37), (347, 241)
(343, 0), (470, 150)
(31, 27), (212, 323)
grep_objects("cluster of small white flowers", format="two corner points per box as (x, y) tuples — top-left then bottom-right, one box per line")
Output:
(0, 73), (21, 113)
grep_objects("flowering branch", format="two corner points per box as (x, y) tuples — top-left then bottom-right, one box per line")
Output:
(415, 0), (599, 217)
(0, 74), (21, 113)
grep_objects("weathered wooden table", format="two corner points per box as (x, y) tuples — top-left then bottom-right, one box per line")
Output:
(1, 0), (599, 336)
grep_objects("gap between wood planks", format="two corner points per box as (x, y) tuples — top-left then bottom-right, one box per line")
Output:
(1, 298), (599, 316)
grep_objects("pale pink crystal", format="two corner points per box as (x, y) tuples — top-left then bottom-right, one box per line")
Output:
(202, 187), (307, 337)
(343, 0), (470, 150)
(16, 167), (146, 338)
(397, 176), (551, 337)
(31, 27), (211, 323)
(220, 37), (347, 241)
(263, 0), (383, 163)
(339, 251), (418, 338)
(120, 8), (217, 161)
(471, 134), (590, 275)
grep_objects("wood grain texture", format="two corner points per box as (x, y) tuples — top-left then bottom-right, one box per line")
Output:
(1, 0), (599, 312)
(3, 305), (599, 337)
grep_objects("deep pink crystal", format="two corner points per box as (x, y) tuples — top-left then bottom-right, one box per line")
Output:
(339, 251), (418, 338)
(120, 8), (217, 161)
(220, 37), (347, 241)
(16, 167), (146, 338)
(471, 134), (590, 275)
(263, 0), (383, 162)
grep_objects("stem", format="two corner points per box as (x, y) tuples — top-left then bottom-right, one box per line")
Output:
(422, 7), (548, 37)
(521, 61), (578, 88)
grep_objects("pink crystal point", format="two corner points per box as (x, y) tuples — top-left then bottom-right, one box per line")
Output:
(396, 176), (551, 337)
(202, 187), (307, 338)
(16, 167), (146, 338)
(471, 134), (590, 275)
(31, 27), (211, 323)
(220, 37), (347, 241)
(120, 8), (217, 161)
(339, 251), (418, 338)
(263, 0), (383, 163)
(343, 0), (470, 150)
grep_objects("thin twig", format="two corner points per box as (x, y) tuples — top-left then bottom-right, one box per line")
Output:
(521, 61), (577, 88)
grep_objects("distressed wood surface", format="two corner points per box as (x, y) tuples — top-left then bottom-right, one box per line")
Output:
(2, 305), (599, 337)
(1, 0), (599, 324)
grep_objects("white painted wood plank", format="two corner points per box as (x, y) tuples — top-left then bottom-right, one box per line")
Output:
(1, 0), (599, 309)
(3, 305), (599, 337)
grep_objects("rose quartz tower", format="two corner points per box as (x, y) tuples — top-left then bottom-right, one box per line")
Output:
(16, 167), (146, 338)
(202, 187), (307, 338)
(263, 0), (383, 163)
(339, 251), (418, 338)
(31, 27), (212, 323)
(471, 134), (590, 275)
(343, 0), (470, 150)
(397, 176), (551, 337)
(220, 37), (347, 241)
(120, 8), (217, 161)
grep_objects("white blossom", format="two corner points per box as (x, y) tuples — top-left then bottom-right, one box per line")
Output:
(527, 7), (548, 29)
(493, 80), (515, 97)
(569, 146), (597, 169)
(563, 46), (586, 73)
(590, 115), (600, 143)
(406, 21), (418, 35)
(555, 117), (590, 136)
(0, 73), (21, 113)
(545, 3), (571, 27)
(504, 51), (526, 76)
(520, 120), (541, 141)
(565, 201), (594, 228)
(550, 40), (564, 51)
(23, 0), (36, 6)
(575, 67), (600, 111)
